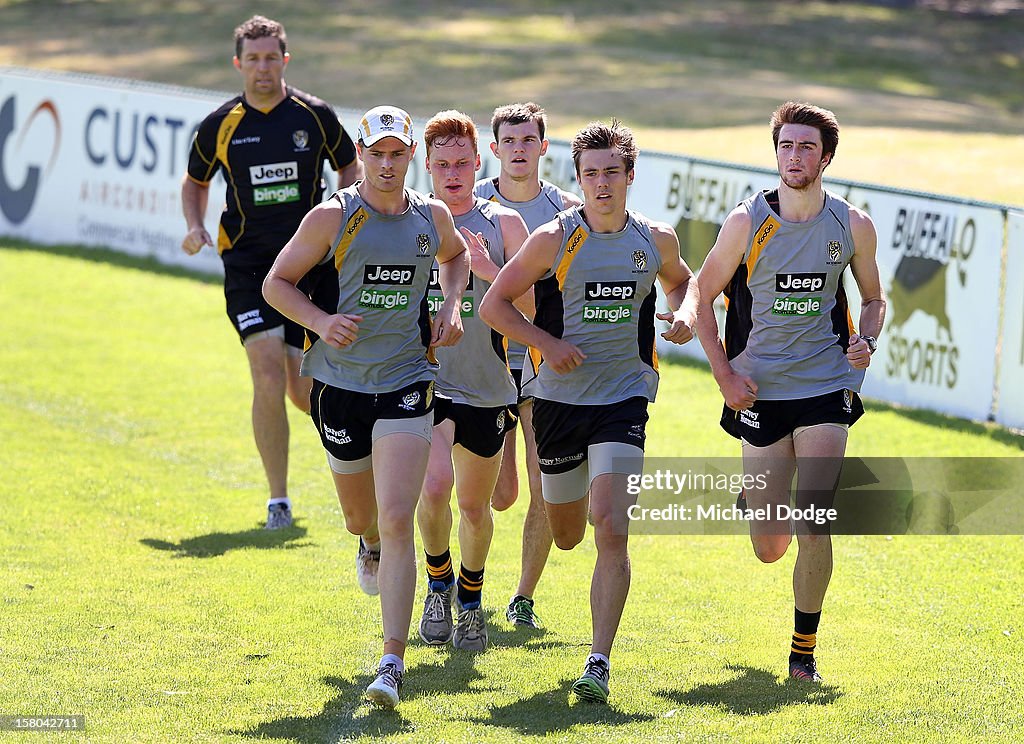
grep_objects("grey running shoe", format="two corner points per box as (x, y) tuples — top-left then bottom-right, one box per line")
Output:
(506, 595), (542, 628)
(364, 663), (403, 708)
(355, 539), (380, 596)
(264, 503), (293, 530)
(418, 581), (455, 645)
(571, 656), (610, 703)
(453, 602), (488, 651)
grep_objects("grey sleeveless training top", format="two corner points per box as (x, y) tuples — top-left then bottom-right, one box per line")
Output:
(723, 189), (864, 399)
(473, 177), (575, 371)
(430, 198), (517, 407)
(301, 185), (440, 393)
(524, 207), (662, 405)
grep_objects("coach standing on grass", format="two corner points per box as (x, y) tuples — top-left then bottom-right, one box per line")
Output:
(695, 101), (885, 683)
(179, 15), (360, 530)
(481, 120), (698, 704)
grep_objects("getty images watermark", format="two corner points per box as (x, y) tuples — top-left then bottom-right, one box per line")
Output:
(626, 469), (837, 527)
(615, 458), (1024, 535)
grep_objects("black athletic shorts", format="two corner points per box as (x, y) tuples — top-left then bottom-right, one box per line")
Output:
(532, 396), (649, 475)
(224, 262), (306, 348)
(433, 396), (517, 459)
(720, 388), (864, 448)
(310, 379), (435, 463)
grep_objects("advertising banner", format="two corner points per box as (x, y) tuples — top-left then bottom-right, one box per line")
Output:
(0, 68), (1015, 424)
(996, 211), (1024, 429)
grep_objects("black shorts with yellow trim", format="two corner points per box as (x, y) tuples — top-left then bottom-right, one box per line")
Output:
(720, 388), (864, 448)
(532, 396), (649, 475)
(224, 262), (306, 349)
(311, 379), (436, 463)
(433, 396), (517, 459)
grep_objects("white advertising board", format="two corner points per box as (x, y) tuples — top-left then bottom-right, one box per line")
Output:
(996, 211), (1024, 429)
(0, 68), (1015, 424)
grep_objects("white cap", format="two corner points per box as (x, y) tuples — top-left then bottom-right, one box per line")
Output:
(357, 105), (414, 146)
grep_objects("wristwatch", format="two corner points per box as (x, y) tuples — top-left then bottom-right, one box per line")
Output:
(861, 335), (877, 354)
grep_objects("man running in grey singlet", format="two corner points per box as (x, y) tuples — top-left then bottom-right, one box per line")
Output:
(481, 120), (698, 704)
(264, 105), (470, 710)
(696, 101), (886, 684)
(473, 102), (582, 631)
(415, 110), (532, 658)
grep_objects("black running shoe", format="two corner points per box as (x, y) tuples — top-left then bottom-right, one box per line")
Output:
(789, 656), (823, 683)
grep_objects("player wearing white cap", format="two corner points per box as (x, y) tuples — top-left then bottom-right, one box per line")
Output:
(264, 105), (470, 708)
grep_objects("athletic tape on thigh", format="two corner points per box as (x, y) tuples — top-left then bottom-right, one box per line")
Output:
(541, 462), (590, 505)
(372, 413), (433, 445)
(588, 441), (645, 480)
(792, 422), (849, 439)
(327, 451), (371, 474)
(242, 325), (286, 345)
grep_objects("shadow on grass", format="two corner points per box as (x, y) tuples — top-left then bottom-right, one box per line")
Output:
(470, 678), (656, 734)
(658, 664), (841, 715)
(140, 523), (310, 558)
(230, 673), (413, 743)
(2, 239), (221, 285)
(232, 650), (505, 742)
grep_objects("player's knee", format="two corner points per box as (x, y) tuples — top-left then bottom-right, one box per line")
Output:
(751, 535), (790, 563)
(286, 384), (311, 413)
(376, 509), (415, 541)
(420, 472), (454, 508)
(490, 483), (517, 511)
(551, 522), (585, 550)
(457, 498), (491, 530)
(251, 364), (286, 398)
(343, 512), (372, 537)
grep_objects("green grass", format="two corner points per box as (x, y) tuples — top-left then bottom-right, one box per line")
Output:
(2, 1), (1024, 204)
(1, 242), (1022, 742)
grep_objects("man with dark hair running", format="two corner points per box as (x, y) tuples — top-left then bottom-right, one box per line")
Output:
(695, 101), (885, 682)
(481, 120), (698, 703)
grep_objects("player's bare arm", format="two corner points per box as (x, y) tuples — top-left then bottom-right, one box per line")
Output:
(337, 157), (363, 188)
(430, 200), (470, 348)
(461, 208), (534, 318)
(650, 221), (698, 345)
(480, 220), (585, 375)
(180, 176), (212, 255)
(846, 207), (886, 370)
(263, 200), (362, 349)
(695, 207), (758, 411)
(561, 191), (584, 210)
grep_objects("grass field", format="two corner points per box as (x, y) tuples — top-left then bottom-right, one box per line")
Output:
(2, 242), (1021, 743)
(2, 0), (1023, 204)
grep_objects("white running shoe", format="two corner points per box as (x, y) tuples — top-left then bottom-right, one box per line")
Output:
(364, 663), (403, 708)
(356, 539), (380, 596)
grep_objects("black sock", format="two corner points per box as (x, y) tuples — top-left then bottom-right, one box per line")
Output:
(457, 564), (484, 608)
(425, 549), (454, 588)
(790, 607), (821, 664)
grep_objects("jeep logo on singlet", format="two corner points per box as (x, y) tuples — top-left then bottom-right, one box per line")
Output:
(428, 266), (474, 291)
(363, 264), (416, 285)
(775, 273), (825, 292)
(584, 281), (637, 301)
(250, 161), (298, 184)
